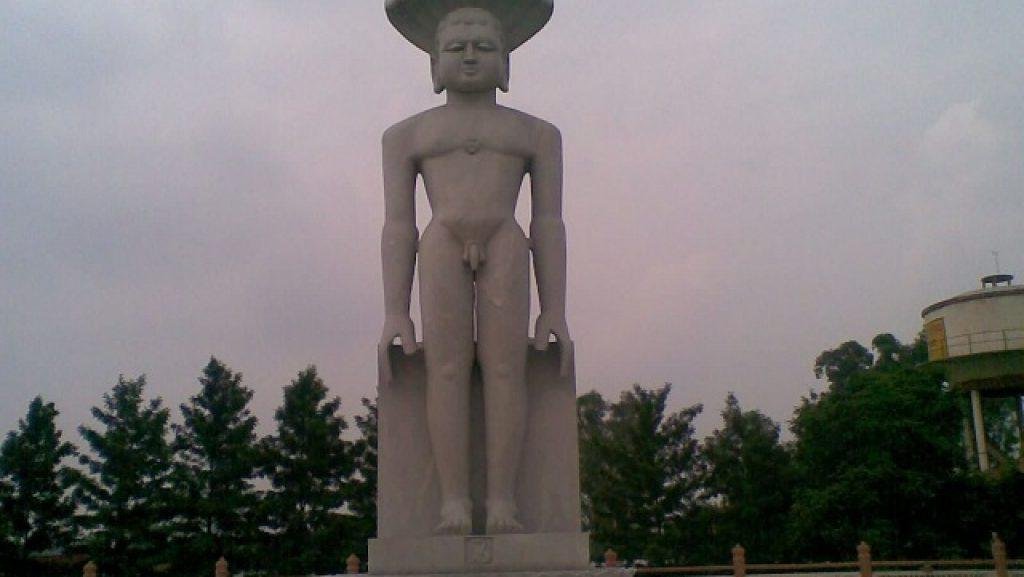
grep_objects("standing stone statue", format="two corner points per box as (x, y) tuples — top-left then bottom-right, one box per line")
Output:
(378, 0), (571, 537)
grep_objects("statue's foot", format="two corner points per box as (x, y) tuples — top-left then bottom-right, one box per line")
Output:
(486, 499), (523, 534)
(435, 498), (472, 535)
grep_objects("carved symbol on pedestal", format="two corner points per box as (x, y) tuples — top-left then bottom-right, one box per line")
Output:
(465, 536), (494, 566)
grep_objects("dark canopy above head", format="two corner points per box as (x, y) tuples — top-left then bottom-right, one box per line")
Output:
(386, 0), (554, 53)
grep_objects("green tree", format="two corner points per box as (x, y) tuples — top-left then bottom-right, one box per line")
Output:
(871, 332), (928, 370)
(261, 366), (355, 575)
(0, 476), (13, 569)
(0, 397), (77, 573)
(348, 397), (378, 563)
(870, 333), (902, 368)
(71, 375), (173, 577)
(813, 340), (873, 392)
(577, 390), (609, 540)
(577, 385), (703, 565)
(790, 335), (962, 560)
(702, 393), (793, 562)
(170, 358), (260, 574)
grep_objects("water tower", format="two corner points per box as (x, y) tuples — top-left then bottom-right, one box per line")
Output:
(922, 274), (1024, 471)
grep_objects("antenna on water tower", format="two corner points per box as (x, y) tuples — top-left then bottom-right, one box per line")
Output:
(992, 250), (1001, 274)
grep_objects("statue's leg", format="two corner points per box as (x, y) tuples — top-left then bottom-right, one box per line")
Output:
(476, 221), (530, 534)
(418, 223), (475, 535)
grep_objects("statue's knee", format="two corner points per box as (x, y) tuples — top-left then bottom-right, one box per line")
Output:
(487, 362), (516, 383)
(435, 362), (463, 384)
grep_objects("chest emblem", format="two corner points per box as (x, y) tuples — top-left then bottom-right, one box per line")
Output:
(464, 138), (481, 155)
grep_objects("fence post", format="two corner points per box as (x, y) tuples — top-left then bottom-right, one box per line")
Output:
(215, 556), (229, 577)
(83, 560), (98, 577)
(347, 553), (362, 574)
(857, 541), (872, 577)
(732, 544), (746, 577)
(992, 533), (1009, 577)
(604, 549), (619, 568)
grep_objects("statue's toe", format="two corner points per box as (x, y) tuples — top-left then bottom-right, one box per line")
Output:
(485, 500), (523, 534)
(435, 499), (472, 535)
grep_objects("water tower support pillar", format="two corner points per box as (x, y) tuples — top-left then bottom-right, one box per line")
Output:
(962, 418), (977, 463)
(970, 390), (989, 471)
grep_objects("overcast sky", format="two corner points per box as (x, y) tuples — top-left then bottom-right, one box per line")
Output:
(3, 1), (1023, 443)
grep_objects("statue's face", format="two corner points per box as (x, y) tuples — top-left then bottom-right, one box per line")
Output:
(433, 8), (508, 93)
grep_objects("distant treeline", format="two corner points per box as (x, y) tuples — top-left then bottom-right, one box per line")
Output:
(0, 334), (1021, 577)
(580, 334), (1022, 565)
(1, 359), (374, 577)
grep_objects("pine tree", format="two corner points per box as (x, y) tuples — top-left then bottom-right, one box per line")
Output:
(348, 397), (378, 561)
(71, 375), (173, 577)
(0, 397), (77, 572)
(261, 366), (355, 575)
(170, 357), (260, 574)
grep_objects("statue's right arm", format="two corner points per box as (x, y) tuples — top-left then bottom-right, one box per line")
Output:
(379, 123), (419, 358)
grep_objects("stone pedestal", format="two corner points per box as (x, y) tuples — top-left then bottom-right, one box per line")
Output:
(372, 342), (588, 574)
(370, 570), (633, 577)
(370, 533), (588, 574)
(370, 570), (632, 577)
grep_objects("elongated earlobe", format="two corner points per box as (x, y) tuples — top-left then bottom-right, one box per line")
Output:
(431, 56), (444, 94)
(498, 53), (510, 92)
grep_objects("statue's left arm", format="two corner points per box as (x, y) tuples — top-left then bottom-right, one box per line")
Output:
(529, 121), (573, 376)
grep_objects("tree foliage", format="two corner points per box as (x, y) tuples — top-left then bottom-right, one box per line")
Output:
(348, 397), (379, 563)
(260, 366), (355, 575)
(0, 397), (76, 572)
(0, 476), (13, 569)
(577, 385), (703, 564)
(813, 340), (873, 392)
(170, 358), (260, 574)
(791, 335), (963, 560)
(577, 390), (607, 541)
(2, 338), (1021, 572)
(71, 375), (173, 577)
(701, 393), (793, 562)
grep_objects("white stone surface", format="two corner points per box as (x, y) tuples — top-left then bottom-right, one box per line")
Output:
(385, 0), (554, 54)
(378, 3), (571, 535)
(375, 343), (584, 540)
(369, 532), (589, 574)
(367, 569), (633, 577)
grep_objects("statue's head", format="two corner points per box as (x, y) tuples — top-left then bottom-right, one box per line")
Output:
(385, 0), (554, 93)
(432, 8), (508, 94)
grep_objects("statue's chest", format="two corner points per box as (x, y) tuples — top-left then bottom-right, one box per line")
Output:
(421, 122), (529, 158)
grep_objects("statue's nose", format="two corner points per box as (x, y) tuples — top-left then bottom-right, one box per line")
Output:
(463, 45), (477, 63)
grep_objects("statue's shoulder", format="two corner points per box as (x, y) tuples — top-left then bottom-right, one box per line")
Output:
(500, 107), (559, 133)
(382, 107), (444, 149)
(499, 107), (561, 149)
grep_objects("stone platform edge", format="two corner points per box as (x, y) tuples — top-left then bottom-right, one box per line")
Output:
(368, 569), (634, 577)
(369, 532), (590, 575)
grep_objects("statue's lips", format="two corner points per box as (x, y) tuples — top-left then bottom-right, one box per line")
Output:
(461, 67), (479, 76)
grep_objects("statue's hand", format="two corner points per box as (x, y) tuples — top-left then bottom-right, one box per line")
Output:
(533, 313), (573, 377)
(378, 315), (419, 386)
